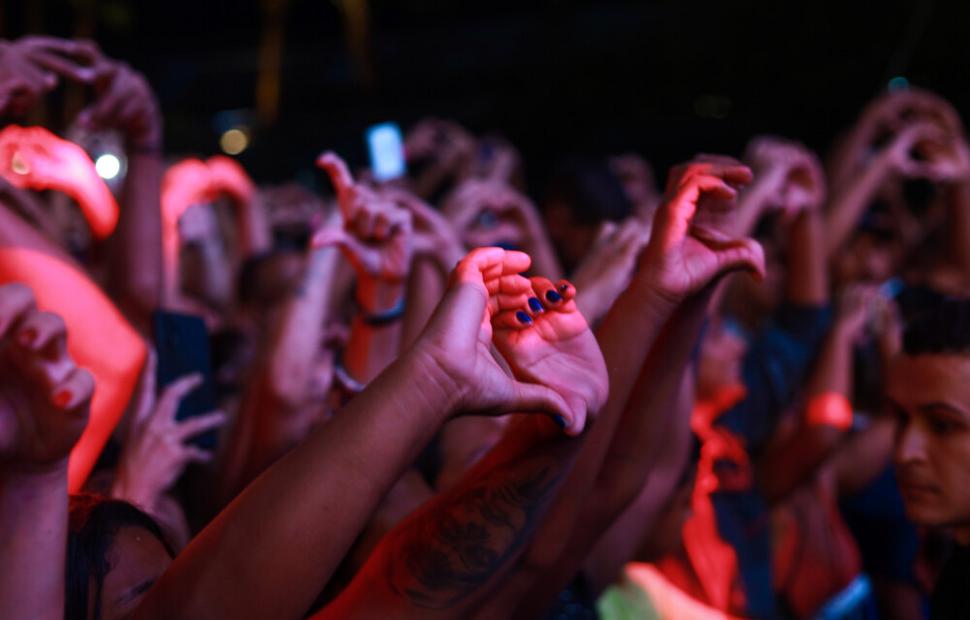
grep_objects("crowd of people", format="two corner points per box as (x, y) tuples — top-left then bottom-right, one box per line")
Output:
(1, 34), (970, 620)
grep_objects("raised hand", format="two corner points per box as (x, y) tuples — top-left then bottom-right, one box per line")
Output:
(0, 283), (94, 471)
(75, 49), (162, 150)
(0, 36), (97, 117)
(0, 125), (118, 238)
(570, 217), (650, 325)
(859, 88), (963, 142)
(314, 151), (414, 283)
(833, 283), (880, 344)
(641, 160), (765, 305)
(413, 247), (573, 426)
(380, 185), (465, 271)
(491, 276), (608, 435)
(207, 155), (256, 204)
(113, 352), (225, 513)
(745, 136), (826, 215)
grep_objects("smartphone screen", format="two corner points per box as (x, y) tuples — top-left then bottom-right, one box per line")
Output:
(366, 122), (406, 182)
(152, 310), (219, 450)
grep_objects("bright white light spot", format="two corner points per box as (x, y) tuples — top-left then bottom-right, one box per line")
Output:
(95, 154), (121, 180)
(220, 128), (249, 155)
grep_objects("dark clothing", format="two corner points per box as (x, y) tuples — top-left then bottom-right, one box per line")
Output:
(713, 303), (832, 619)
(931, 545), (970, 620)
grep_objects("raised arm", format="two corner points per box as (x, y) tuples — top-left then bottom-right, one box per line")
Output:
(319, 255), (608, 619)
(78, 52), (166, 327)
(472, 159), (765, 618)
(315, 152), (412, 383)
(133, 247), (572, 620)
(759, 285), (877, 502)
(0, 283), (94, 620)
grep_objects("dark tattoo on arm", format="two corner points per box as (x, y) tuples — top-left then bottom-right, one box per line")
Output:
(384, 453), (567, 609)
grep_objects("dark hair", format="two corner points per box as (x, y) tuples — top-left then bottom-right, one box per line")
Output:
(544, 157), (633, 225)
(903, 299), (970, 357)
(66, 494), (174, 620)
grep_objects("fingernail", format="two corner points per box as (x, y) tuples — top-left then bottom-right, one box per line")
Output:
(559, 283), (569, 292)
(545, 290), (562, 303)
(53, 389), (73, 408)
(528, 297), (544, 313)
(553, 415), (567, 429)
(17, 327), (37, 347)
(516, 311), (533, 325)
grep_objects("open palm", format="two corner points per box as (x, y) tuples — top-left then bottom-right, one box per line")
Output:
(492, 277), (607, 435)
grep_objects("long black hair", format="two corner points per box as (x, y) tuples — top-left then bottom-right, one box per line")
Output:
(65, 494), (175, 620)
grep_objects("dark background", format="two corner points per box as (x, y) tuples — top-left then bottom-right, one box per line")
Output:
(4, 0), (968, 194)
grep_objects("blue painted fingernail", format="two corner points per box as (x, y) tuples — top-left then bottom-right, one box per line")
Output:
(559, 283), (569, 291)
(553, 415), (567, 429)
(516, 311), (533, 324)
(528, 297), (544, 313)
(545, 290), (562, 302)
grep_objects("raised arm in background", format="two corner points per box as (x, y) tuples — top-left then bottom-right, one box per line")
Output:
(315, 152), (412, 383)
(475, 159), (766, 618)
(76, 49), (166, 329)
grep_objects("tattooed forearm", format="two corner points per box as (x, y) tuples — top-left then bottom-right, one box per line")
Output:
(384, 452), (568, 609)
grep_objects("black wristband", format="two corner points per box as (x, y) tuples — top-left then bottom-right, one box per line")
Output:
(356, 294), (406, 326)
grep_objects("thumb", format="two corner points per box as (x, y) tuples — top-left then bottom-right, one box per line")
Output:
(508, 379), (582, 436)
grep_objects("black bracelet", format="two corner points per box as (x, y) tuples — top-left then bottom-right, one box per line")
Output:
(356, 294), (406, 326)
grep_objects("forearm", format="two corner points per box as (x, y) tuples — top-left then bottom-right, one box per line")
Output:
(192, 241), (234, 309)
(760, 324), (854, 501)
(236, 193), (272, 259)
(0, 466), (69, 620)
(584, 371), (694, 594)
(592, 289), (709, 514)
(824, 155), (891, 257)
(402, 258), (446, 349)
(266, 247), (339, 404)
(109, 152), (164, 325)
(504, 292), (708, 619)
(786, 209), (828, 305)
(135, 351), (456, 620)
(344, 278), (405, 383)
(318, 416), (581, 620)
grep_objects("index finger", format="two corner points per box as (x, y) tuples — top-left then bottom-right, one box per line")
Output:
(316, 151), (355, 198)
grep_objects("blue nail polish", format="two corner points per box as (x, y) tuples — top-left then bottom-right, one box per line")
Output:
(528, 297), (544, 313)
(516, 311), (533, 324)
(545, 290), (562, 303)
(553, 415), (567, 429)
(559, 283), (569, 292)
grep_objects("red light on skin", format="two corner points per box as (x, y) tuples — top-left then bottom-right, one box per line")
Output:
(0, 248), (145, 491)
(0, 125), (119, 238)
(161, 157), (255, 296)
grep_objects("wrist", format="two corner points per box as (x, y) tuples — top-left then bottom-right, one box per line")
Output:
(392, 345), (464, 418)
(633, 266), (686, 315)
(356, 278), (405, 314)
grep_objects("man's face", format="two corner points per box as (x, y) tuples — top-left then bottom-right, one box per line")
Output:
(889, 354), (970, 530)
